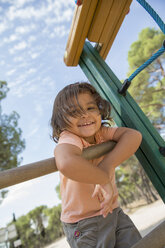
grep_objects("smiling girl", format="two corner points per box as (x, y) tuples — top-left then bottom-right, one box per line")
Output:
(51, 82), (142, 248)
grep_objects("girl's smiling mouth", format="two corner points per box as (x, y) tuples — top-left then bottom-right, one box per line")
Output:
(78, 121), (95, 127)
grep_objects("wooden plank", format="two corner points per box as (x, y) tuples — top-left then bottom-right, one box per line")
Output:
(79, 42), (165, 202)
(132, 221), (165, 248)
(100, 0), (132, 59)
(99, 0), (128, 43)
(64, 0), (98, 66)
(87, 0), (113, 42)
(0, 141), (116, 189)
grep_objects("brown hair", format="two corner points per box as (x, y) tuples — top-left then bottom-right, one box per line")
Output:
(51, 82), (112, 142)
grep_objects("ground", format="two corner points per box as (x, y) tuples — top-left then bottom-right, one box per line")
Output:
(45, 199), (165, 248)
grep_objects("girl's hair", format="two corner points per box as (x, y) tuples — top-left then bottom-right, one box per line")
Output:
(51, 82), (112, 142)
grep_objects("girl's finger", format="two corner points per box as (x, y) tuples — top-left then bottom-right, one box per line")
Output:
(92, 188), (98, 198)
(98, 192), (104, 202)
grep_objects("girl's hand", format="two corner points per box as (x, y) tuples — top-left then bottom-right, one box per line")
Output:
(100, 182), (114, 217)
(92, 182), (114, 218)
(92, 184), (104, 203)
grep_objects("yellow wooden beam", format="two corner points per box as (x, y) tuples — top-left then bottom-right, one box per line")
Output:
(87, 0), (114, 42)
(100, 0), (132, 59)
(64, 0), (132, 66)
(64, 0), (98, 66)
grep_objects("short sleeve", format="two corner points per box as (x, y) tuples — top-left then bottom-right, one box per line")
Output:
(100, 126), (118, 141)
(58, 131), (83, 151)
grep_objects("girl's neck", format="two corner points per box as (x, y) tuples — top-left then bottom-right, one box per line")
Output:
(83, 135), (96, 144)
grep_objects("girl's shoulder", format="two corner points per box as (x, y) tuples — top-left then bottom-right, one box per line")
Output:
(58, 131), (83, 151)
(98, 125), (118, 142)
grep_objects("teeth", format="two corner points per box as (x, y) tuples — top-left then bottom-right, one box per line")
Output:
(79, 122), (93, 127)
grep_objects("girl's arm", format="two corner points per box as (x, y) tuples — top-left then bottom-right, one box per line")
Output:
(95, 127), (142, 217)
(54, 143), (110, 184)
(98, 127), (142, 177)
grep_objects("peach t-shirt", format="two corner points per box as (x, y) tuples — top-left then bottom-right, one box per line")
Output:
(57, 126), (118, 223)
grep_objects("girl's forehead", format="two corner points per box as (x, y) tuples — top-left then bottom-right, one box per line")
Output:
(75, 92), (96, 105)
(78, 92), (95, 101)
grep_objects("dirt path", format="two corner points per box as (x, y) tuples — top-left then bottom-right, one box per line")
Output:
(45, 200), (165, 248)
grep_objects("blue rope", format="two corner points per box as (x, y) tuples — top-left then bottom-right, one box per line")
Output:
(128, 45), (165, 81)
(119, 45), (165, 95)
(136, 0), (165, 34)
(119, 0), (165, 95)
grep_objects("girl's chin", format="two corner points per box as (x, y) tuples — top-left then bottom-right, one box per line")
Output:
(81, 133), (95, 142)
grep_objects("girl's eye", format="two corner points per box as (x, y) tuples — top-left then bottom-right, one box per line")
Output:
(87, 106), (97, 111)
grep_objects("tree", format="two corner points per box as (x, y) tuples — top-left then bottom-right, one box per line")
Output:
(116, 28), (164, 207)
(0, 81), (25, 203)
(127, 28), (165, 128)
(8, 205), (63, 248)
(116, 156), (158, 207)
(44, 205), (64, 243)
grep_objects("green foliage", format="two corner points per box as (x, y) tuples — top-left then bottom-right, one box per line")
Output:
(0, 81), (25, 203)
(128, 28), (164, 68)
(9, 205), (63, 248)
(127, 28), (165, 128)
(44, 205), (63, 242)
(116, 28), (164, 207)
(116, 156), (158, 207)
(0, 81), (9, 101)
(0, 111), (25, 170)
(0, 81), (25, 170)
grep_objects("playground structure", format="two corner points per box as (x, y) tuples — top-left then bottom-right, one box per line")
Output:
(0, 0), (165, 247)
(64, 0), (132, 66)
(64, 0), (165, 202)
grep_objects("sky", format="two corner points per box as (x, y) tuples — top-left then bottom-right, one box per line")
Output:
(0, 0), (165, 228)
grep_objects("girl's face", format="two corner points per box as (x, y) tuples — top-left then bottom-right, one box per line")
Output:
(66, 93), (102, 144)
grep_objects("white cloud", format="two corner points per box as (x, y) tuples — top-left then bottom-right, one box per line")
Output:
(45, 7), (73, 25)
(13, 56), (24, 62)
(15, 24), (36, 34)
(6, 69), (16, 76)
(14, 0), (35, 8)
(0, 22), (8, 34)
(5, 0), (74, 26)
(7, 5), (48, 21)
(28, 35), (36, 44)
(9, 41), (27, 54)
(50, 25), (69, 38)
(3, 34), (19, 43)
(30, 52), (39, 59)
(8, 73), (27, 89)
(27, 68), (36, 74)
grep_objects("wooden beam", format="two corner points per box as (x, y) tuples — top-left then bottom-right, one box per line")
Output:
(0, 141), (116, 189)
(131, 221), (165, 248)
(100, 0), (132, 59)
(87, 0), (114, 42)
(64, 0), (98, 66)
(64, 0), (133, 66)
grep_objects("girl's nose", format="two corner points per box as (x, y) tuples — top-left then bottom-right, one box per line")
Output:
(82, 110), (89, 118)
